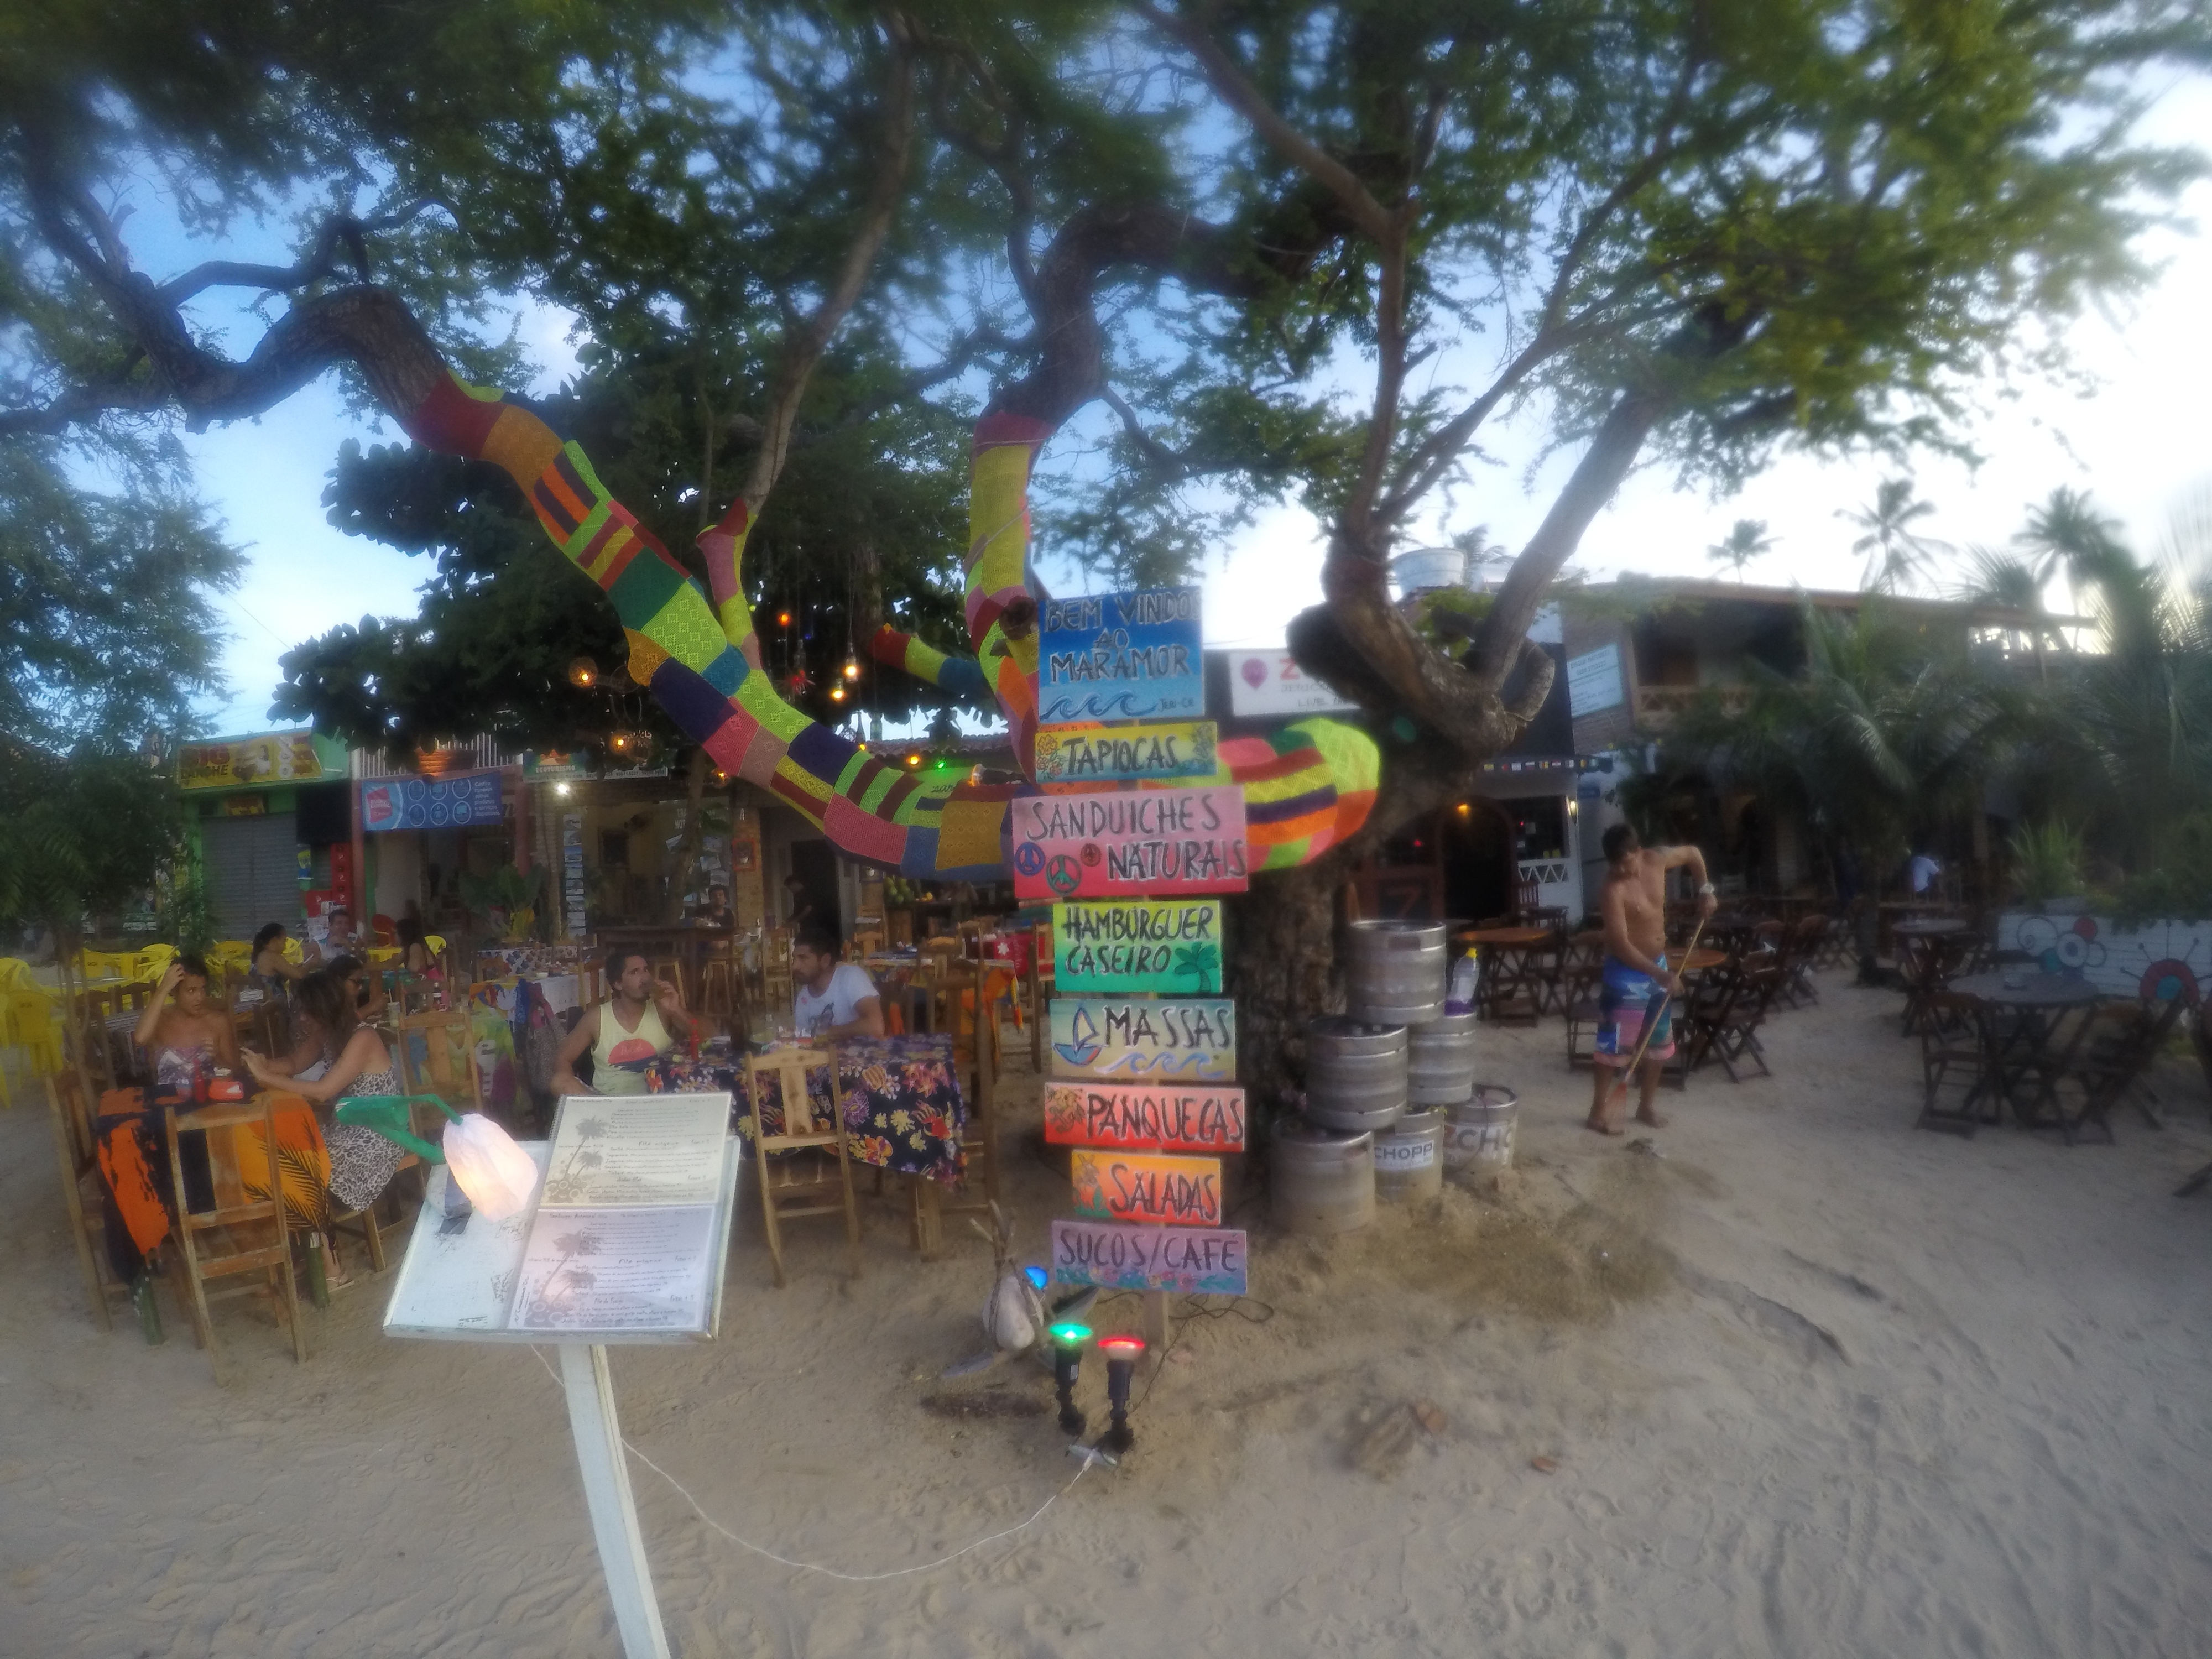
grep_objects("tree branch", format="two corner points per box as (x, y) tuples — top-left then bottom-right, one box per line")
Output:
(1133, 1), (1396, 246)
(1099, 384), (1187, 476)
(156, 199), (452, 305)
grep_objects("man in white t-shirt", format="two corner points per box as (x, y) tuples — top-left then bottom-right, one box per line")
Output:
(1909, 848), (1943, 895)
(791, 927), (884, 1040)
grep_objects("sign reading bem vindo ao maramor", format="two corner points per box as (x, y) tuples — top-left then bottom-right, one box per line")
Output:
(1069, 1149), (1223, 1227)
(1050, 1219), (1249, 1296)
(1049, 998), (1237, 1082)
(1037, 587), (1204, 724)
(1032, 721), (1219, 788)
(1010, 787), (1249, 902)
(1052, 899), (1223, 993)
(1042, 1081), (1247, 1154)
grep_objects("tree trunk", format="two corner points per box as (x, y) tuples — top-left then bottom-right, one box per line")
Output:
(1224, 844), (1354, 1129)
(663, 747), (711, 924)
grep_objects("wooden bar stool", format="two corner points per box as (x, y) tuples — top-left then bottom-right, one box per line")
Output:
(45, 1073), (134, 1330)
(744, 1046), (861, 1287)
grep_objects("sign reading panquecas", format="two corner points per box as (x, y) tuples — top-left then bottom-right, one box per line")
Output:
(1037, 586), (1204, 724)
(1052, 899), (1223, 993)
(1042, 1081), (1246, 1153)
(1010, 786), (1248, 901)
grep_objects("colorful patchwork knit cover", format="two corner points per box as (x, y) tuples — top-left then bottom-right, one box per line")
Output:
(399, 375), (1377, 878)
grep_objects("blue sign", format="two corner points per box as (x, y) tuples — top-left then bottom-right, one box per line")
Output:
(360, 771), (506, 833)
(1037, 586), (1204, 725)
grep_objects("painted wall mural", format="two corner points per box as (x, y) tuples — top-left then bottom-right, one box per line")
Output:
(1995, 912), (2209, 1004)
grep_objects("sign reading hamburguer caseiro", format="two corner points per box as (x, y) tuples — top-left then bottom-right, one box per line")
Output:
(1043, 1081), (1247, 1152)
(1010, 786), (1248, 901)
(1034, 720), (1219, 787)
(1037, 586), (1204, 724)
(1070, 1149), (1223, 1227)
(1050, 1218), (1249, 1296)
(1052, 899), (1223, 993)
(1050, 997), (1238, 1081)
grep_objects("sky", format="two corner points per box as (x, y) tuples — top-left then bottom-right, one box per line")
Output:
(169, 75), (2212, 734)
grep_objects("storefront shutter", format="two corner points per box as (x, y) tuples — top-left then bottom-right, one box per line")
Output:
(202, 812), (304, 942)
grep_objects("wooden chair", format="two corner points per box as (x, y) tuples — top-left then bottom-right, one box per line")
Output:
(1917, 991), (1992, 1134)
(760, 928), (795, 1028)
(650, 957), (687, 1008)
(744, 1046), (860, 1287)
(2065, 997), (2184, 1144)
(163, 1092), (309, 1376)
(45, 1072), (135, 1329)
(1702, 961), (1784, 1082)
(1561, 941), (1605, 1071)
(393, 1005), (484, 1114)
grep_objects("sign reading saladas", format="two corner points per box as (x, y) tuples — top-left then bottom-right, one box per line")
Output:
(1043, 1081), (1246, 1152)
(1010, 786), (1248, 901)
(1049, 997), (1237, 1082)
(1037, 586), (1204, 724)
(1033, 721), (1218, 787)
(1070, 1149), (1223, 1227)
(1050, 1219), (1248, 1296)
(1052, 899), (1223, 993)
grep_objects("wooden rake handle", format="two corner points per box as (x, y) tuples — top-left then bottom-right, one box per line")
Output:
(1610, 913), (1709, 1097)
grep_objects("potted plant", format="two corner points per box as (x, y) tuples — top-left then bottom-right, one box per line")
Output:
(2009, 821), (2086, 912)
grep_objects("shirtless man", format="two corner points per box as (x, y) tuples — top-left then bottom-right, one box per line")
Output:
(1588, 823), (1715, 1136)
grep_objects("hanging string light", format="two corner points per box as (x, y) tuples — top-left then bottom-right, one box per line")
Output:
(566, 655), (599, 689)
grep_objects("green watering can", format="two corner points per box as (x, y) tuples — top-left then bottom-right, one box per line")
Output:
(334, 1094), (463, 1162)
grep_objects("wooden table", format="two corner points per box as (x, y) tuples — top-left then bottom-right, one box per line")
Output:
(1461, 926), (1549, 948)
(1895, 917), (1973, 940)
(1950, 971), (2101, 1125)
(1678, 948), (1728, 974)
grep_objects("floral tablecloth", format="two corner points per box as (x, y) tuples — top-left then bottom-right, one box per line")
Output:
(645, 1034), (967, 1186)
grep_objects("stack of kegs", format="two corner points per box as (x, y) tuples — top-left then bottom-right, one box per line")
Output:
(1275, 921), (1458, 1229)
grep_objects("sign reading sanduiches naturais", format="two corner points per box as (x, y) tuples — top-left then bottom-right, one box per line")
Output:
(1069, 1149), (1223, 1227)
(1010, 786), (1248, 901)
(1049, 997), (1237, 1081)
(1037, 586), (1204, 724)
(1050, 1219), (1248, 1296)
(1052, 899), (1223, 992)
(1033, 721), (1218, 787)
(1042, 1080), (1247, 1152)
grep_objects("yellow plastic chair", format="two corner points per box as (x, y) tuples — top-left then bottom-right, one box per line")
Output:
(5, 990), (64, 1078)
(210, 940), (254, 974)
(425, 934), (447, 957)
(366, 946), (400, 967)
(77, 949), (133, 983)
(0, 958), (33, 994)
(132, 943), (178, 982)
(281, 937), (305, 965)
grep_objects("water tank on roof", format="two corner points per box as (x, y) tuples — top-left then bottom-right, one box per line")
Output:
(1390, 547), (1470, 596)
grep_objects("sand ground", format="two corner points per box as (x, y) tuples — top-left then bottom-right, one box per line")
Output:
(6, 970), (2212, 1658)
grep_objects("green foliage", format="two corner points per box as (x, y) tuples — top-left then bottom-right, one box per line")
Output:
(2007, 820), (2085, 906)
(2110, 812), (2212, 925)
(0, 441), (244, 750)
(155, 853), (218, 955)
(0, 747), (187, 938)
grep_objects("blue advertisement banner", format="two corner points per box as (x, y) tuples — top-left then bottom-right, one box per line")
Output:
(361, 771), (506, 833)
(1037, 586), (1204, 725)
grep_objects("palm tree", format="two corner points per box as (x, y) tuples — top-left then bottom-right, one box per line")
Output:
(1841, 478), (1949, 594)
(1958, 546), (2061, 679)
(1667, 600), (2019, 975)
(2013, 486), (2126, 642)
(1706, 519), (1774, 582)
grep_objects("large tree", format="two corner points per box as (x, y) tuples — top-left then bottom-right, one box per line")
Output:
(3, 1), (2204, 1093)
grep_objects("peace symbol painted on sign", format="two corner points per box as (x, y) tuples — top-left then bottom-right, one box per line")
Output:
(1079, 842), (1102, 867)
(1013, 842), (1046, 877)
(1045, 855), (1084, 898)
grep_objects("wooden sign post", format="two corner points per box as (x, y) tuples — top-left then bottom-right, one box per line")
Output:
(1036, 585), (1250, 1358)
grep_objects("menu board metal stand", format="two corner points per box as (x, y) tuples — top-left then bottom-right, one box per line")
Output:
(561, 1342), (671, 1659)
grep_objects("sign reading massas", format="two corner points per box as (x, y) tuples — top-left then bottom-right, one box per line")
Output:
(360, 770), (505, 833)
(1043, 1081), (1246, 1152)
(1069, 1149), (1223, 1227)
(1032, 720), (1218, 787)
(1037, 586), (1204, 724)
(1052, 899), (1223, 993)
(1050, 1218), (1248, 1296)
(1010, 786), (1249, 901)
(1049, 997), (1237, 1081)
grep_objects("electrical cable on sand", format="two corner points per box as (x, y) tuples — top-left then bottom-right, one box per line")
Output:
(529, 1345), (1088, 1583)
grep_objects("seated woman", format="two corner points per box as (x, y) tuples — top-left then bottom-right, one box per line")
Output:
(243, 969), (409, 1277)
(248, 921), (309, 1001)
(396, 916), (439, 977)
(326, 952), (390, 1022)
(133, 953), (240, 1091)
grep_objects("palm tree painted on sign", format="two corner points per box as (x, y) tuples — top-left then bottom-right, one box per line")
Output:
(1706, 519), (1775, 582)
(1172, 941), (1222, 987)
(1843, 479), (1949, 594)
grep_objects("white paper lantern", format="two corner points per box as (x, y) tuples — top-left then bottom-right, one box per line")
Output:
(443, 1113), (540, 1220)
(980, 1269), (1047, 1353)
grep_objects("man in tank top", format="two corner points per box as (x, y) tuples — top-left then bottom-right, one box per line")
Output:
(551, 949), (696, 1097)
